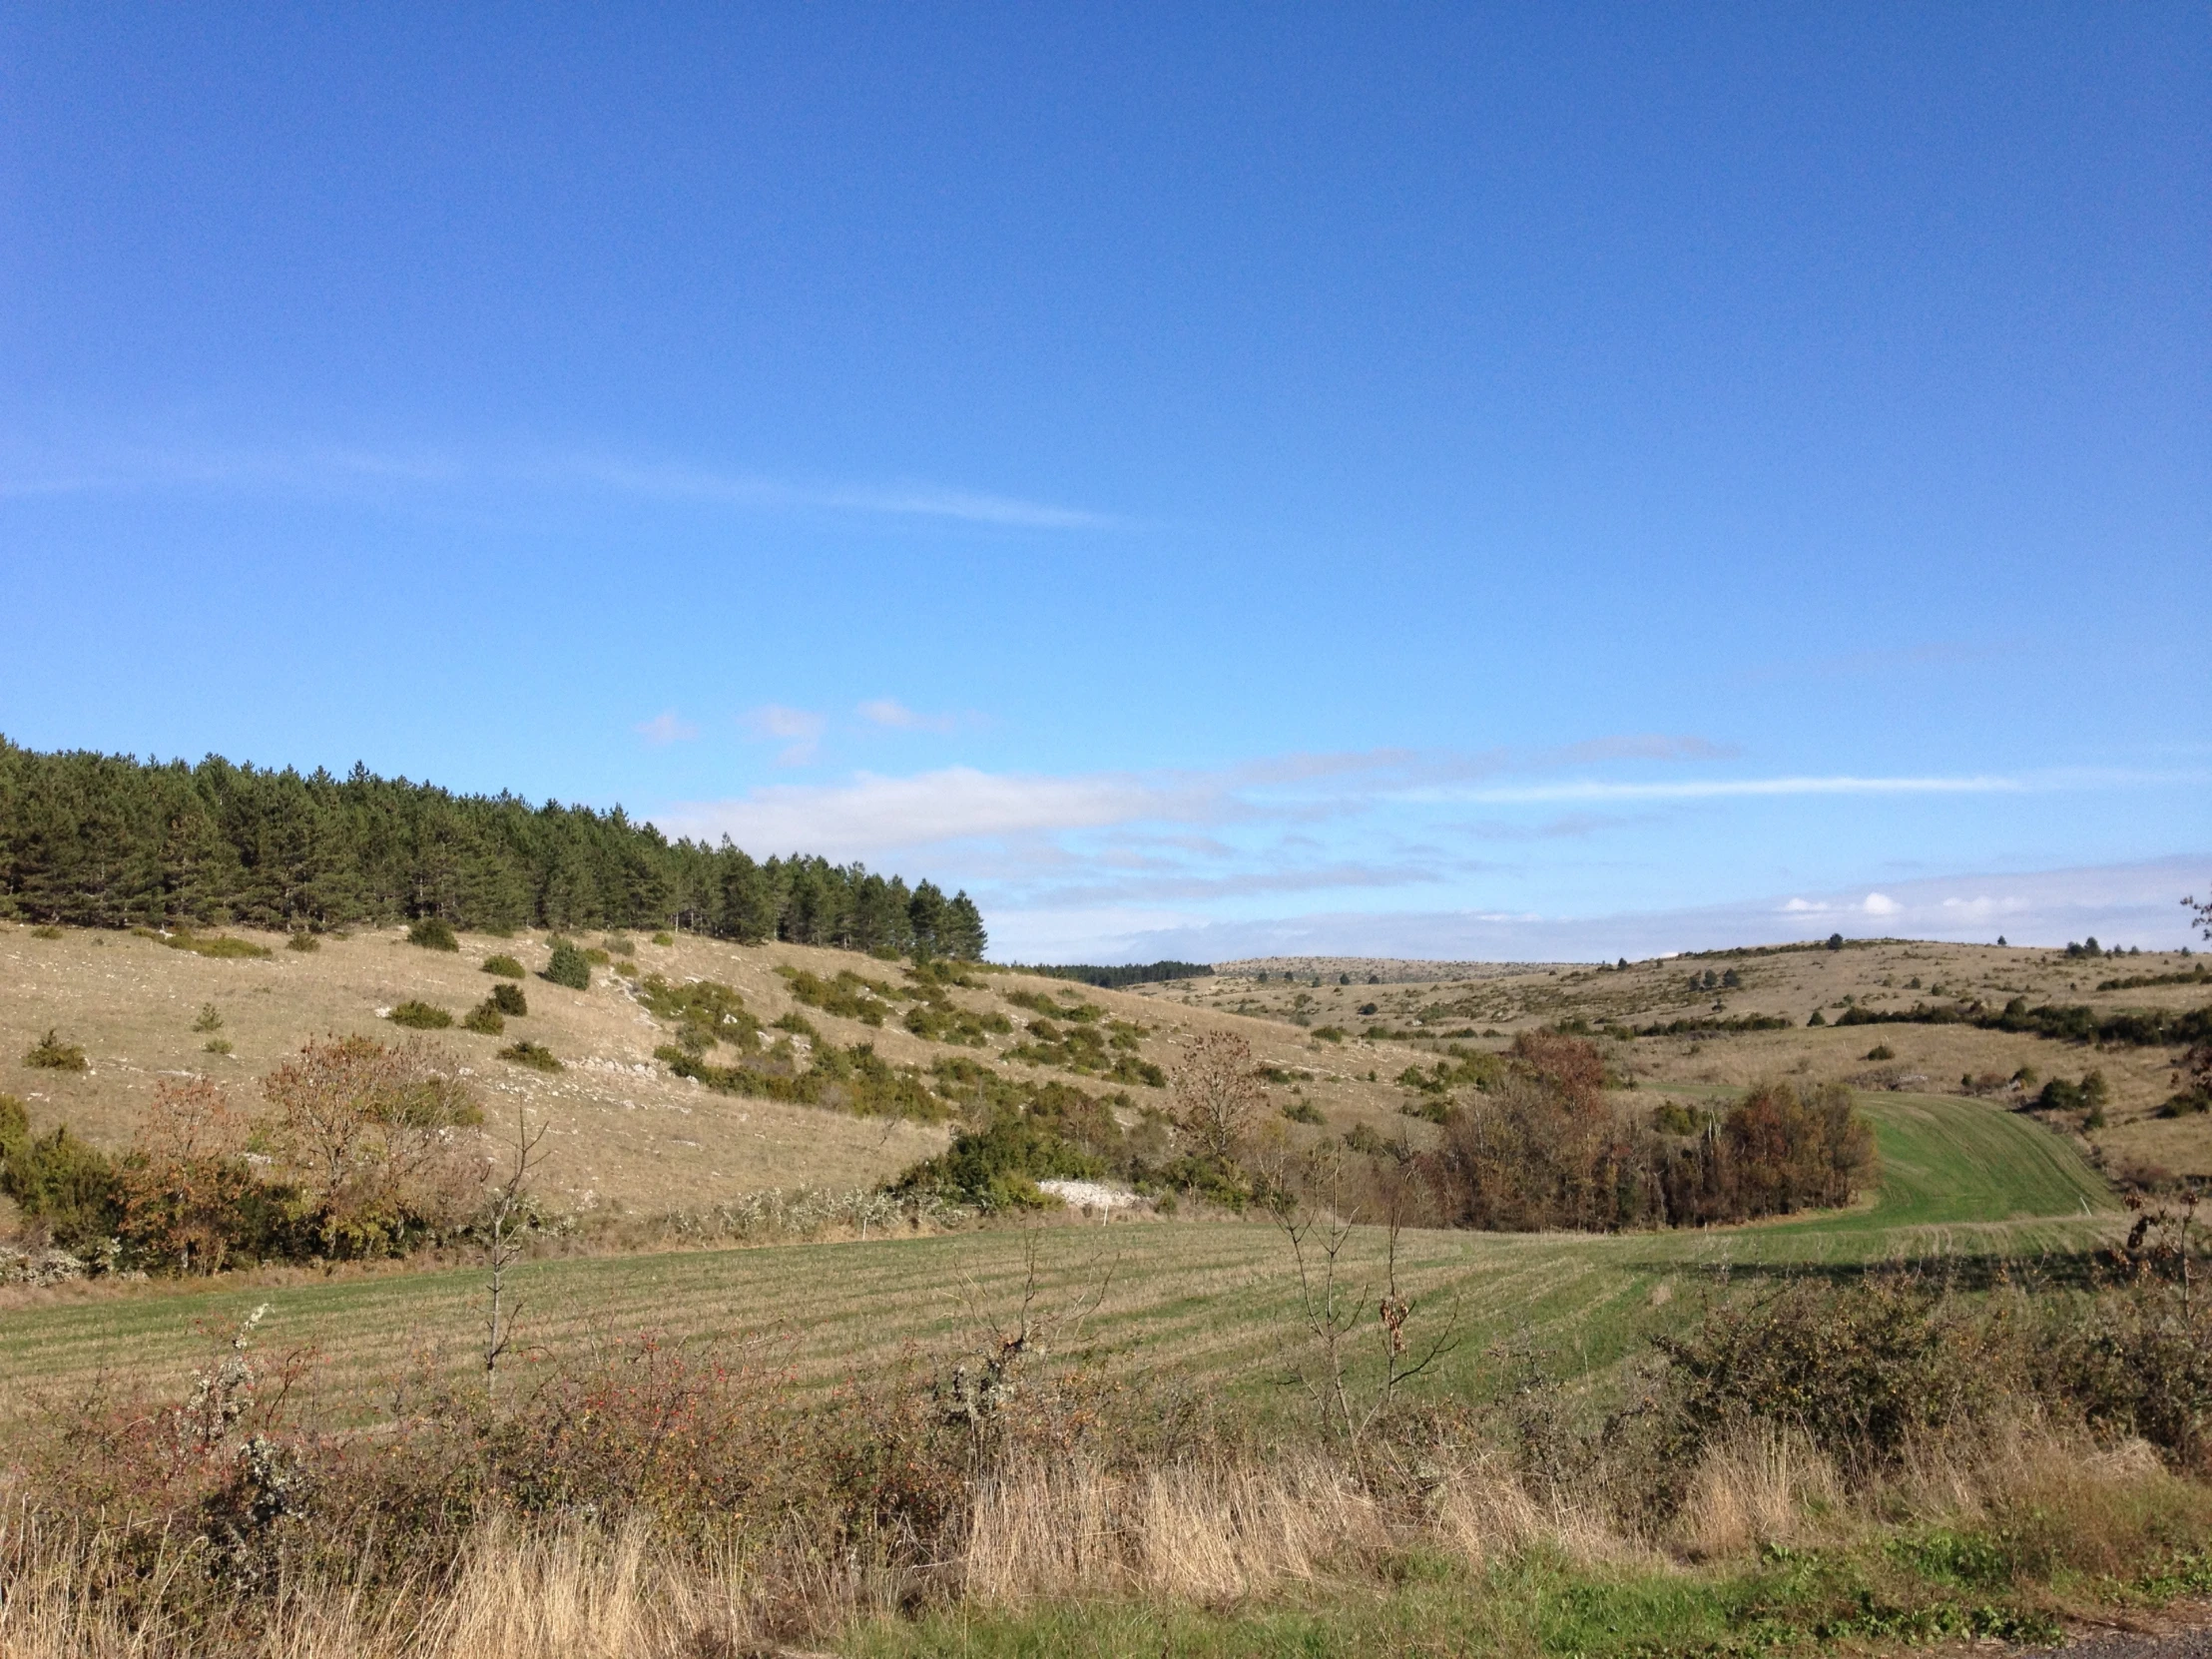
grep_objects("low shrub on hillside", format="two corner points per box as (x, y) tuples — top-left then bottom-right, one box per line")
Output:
(543, 941), (591, 990)
(461, 1001), (505, 1035)
(481, 952), (525, 978)
(285, 930), (321, 952)
(386, 1000), (452, 1030)
(888, 1111), (1106, 1210)
(406, 916), (459, 951)
(156, 929), (273, 959)
(489, 980), (528, 1016)
(23, 1028), (87, 1070)
(781, 965), (899, 1025)
(0, 1093), (123, 1254)
(638, 974), (761, 1051)
(498, 1040), (562, 1072)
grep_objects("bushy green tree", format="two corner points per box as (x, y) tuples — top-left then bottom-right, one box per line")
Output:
(543, 942), (590, 990)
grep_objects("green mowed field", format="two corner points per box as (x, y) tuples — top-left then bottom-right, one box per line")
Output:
(0, 1092), (2118, 1422)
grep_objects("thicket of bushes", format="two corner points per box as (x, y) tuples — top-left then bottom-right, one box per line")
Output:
(0, 1036), (485, 1271)
(1835, 994), (2212, 1049)
(0, 737), (986, 956)
(1351, 1033), (1877, 1232)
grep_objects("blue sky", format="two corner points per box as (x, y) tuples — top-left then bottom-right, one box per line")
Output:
(2, 4), (2205, 960)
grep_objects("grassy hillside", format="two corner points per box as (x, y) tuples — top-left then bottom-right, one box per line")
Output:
(1140, 937), (2212, 1177)
(0, 1090), (2116, 1419)
(0, 920), (1496, 1218)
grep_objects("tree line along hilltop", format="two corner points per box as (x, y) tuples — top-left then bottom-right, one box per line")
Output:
(0, 739), (986, 957)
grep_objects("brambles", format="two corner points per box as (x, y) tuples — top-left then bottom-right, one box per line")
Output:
(406, 916), (459, 951)
(498, 1040), (563, 1072)
(543, 941), (591, 990)
(481, 952), (525, 978)
(489, 980), (527, 1016)
(261, 1034), (486, 1257)
(385, 1000), (453, 1030)
(24, 1028), (87, 1070)
(2035, 1070), (2109, 1114)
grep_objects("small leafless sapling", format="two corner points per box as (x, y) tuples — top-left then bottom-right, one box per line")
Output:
(481, 1105), (551, 1394)
(1275, 1151), (1457, 1476)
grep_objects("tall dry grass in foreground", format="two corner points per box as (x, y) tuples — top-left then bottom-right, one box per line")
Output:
(2, 1421), (2202, 1659)
(5, 1263), (2212, 1658)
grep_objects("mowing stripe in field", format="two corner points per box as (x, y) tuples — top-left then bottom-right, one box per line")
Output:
(0, 1091), (2119, 1421)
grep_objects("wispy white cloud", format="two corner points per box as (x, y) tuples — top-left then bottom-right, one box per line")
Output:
(856, 697), (961, 734)
(1072, 857), (2212, 966)
(738, 704), (829, 766)
(663, 766), (1164, 855)
(1427, 775), (2025, 806)
(634, 710), (699, 747)
(564, 457), (1116, 529)
(0, 438), (1114, 530)
(661, 758), (2050, 858)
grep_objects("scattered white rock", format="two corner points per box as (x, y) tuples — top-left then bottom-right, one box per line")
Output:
(1037, 1178), (1144, 1211)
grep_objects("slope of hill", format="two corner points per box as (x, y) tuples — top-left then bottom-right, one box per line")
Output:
(1138, 938), (2212, 1178)
(0, 921), (1438, 1219)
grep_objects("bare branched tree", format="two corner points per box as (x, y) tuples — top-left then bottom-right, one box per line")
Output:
(1171, 1029), (1266, 1163)
(942, 1233), (1118, 1455)
(1275, 1150), (1458, 1477)
(480, 1105), (551, 1395)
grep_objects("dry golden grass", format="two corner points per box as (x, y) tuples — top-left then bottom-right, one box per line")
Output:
(0, 923), (1445, 1218)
